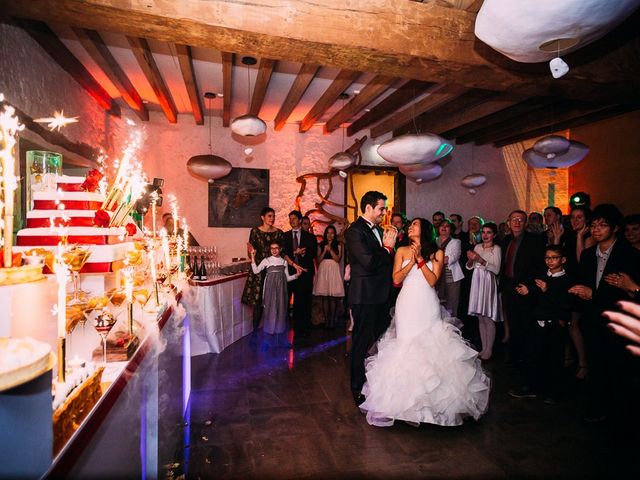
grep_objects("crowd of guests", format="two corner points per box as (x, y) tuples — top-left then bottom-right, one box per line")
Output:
(241, 202), (640, 422)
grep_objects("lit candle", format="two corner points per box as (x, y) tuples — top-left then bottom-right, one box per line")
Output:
(160, 228), (171, 272)
(0, 95), (25, 268)
(150, 191), (158, 238)
(182, 218), (189, 248)
(54, 242), (69, 382)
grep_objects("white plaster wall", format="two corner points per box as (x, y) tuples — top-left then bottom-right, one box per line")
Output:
(0, 23), (130, 157)
(404, 142), (519, 226)
(139, 117), (345, 263)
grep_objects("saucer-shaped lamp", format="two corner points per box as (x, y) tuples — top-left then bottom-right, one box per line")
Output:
(328, 151), (356, 171)
(230, 114), (267, 136)
(461, 173), (487, 188)
(522, 140), (589, 169)
(377, 134), (453, 166)
(533, 135), (571, 156)
(400, 163), (443, 183)
(475, 0), (640, 63)
(187, 154), (232, 180)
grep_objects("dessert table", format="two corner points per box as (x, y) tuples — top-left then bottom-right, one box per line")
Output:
(184, 272), (252, 356)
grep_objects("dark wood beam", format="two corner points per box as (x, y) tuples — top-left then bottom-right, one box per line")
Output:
(299, 70), (361, 133)
(442, 97), (548, 139)
(460, 100), (608, 144)
(126, 36), (177, 123)
(72, 27), (147, 121)
(370, 84), (468, 138)
(4, 0), (638, 102)
(221, 51), (233, 127)
(493, 104), (640, 147)
(323, 75), (396, 134)
(249, 58), (275, 117)
(404, 92), (523, 136)
(346, 80), (432, 136)
(175, 44), (204, 125)
(273, 64), (318, 131)
(15, 19), (119, 116)
(393, 89), (500, 136)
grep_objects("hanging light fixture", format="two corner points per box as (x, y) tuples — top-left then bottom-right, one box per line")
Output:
(522, 135), (589, 169)
(187, 92), (232, 182)
(328, 93), (356, 172)
(400, 163), (443, 183)
(461, 147), (487, 194)
(231, 56), (267, 137)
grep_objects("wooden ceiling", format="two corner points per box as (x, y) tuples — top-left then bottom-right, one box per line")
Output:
(2, 0), (639, 147)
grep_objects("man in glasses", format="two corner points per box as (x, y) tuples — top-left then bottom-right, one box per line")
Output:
(569, 204), (640, 422)
(501, 210), (546, 399)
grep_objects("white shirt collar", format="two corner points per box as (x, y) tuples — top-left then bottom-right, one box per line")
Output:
(547, 269), (566, 277)
(596, 240), (616, 258)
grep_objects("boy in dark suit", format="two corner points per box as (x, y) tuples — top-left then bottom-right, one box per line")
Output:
(345, 191), (396, 405)
(569, 204), (640, 421)
(513, 245), (575, 403)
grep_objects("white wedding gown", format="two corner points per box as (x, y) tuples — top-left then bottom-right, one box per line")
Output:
(360, 260), (491, 427)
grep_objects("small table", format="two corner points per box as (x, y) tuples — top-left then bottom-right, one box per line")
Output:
(185, 272), (252, 356)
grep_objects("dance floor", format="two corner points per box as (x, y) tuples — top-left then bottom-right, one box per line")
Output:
(164, 328), (639, 478)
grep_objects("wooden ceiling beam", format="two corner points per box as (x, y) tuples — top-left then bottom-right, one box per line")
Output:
(393, 89), (500, 136)
(221, 51), (233, 127)
(443, 97), (548, 139)
(323, 75), (396, 134)
(494, 104), (639, 147)
(72, 28), (148, 121)
(175, 44), (204, 125)
(370, 84), (468, 138)
(5, 1), (638, 102)
(414, 93), (523, 136)
(299, 70), (361, 133)
(249, 58), (275, 117)
(126, 36), (177, 123)
(346, 80), (432, 137)
(460, 100), (607, 144)
(273, 63), (318, 131)
(15, 19), (119, 116)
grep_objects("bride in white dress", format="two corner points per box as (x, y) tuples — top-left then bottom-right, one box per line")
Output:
(360, 218), (490, 427)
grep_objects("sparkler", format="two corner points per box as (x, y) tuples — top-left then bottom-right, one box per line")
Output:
(0, 94), (25, 268)
(34, 110), (79, 132)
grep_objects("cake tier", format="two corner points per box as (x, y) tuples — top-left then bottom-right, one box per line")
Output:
(32, 191), (104, 211)
(0, 337), (54, 392)
(17, 227), (127, 246)
(56, 175), (85, 192)
(27, 210), (95, 228)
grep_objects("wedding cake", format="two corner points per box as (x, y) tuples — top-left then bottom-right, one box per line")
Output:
(14, 175), (134, 273)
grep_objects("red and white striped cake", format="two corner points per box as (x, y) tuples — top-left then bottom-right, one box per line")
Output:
(16, 175), (134, 273)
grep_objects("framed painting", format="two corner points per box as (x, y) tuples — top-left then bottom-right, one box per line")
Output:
(208, 168), (269, 227)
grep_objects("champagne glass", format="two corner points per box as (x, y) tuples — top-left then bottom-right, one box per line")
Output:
(93, 309), (116, 365)
(63, 246), (92, 305)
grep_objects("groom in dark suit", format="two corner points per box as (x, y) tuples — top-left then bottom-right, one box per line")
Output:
(345, 191), (397, 406)
(284, 210), (318, 335)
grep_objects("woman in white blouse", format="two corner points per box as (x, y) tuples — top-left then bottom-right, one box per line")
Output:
(466, 222), (502, 361)
(436, 220), (464, 316)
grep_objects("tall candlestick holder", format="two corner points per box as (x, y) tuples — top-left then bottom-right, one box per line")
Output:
(57, 337), (66, 383)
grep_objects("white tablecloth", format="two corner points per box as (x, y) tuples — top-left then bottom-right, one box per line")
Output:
(183, 275), (252, 356)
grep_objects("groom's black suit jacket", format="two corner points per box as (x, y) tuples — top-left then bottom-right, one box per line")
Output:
(345, 217), (394, 305)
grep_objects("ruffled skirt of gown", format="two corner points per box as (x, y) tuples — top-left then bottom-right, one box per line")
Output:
(360, 262), (491, 427)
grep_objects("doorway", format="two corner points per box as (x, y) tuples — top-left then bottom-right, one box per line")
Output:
(344, 166), (405, 224)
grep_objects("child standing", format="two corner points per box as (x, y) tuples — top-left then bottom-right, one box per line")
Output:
(251, 242), (300, 346)
(513, 245), (575, 403)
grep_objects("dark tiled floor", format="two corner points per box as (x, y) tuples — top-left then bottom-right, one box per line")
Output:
(165, 328), (640, 479)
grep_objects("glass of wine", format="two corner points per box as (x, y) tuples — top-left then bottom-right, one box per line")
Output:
(63, 246), (92, 305)
(92, 309), (116, 365)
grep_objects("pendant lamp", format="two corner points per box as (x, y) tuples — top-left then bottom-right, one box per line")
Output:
(377, 133), (453, 166)
(522, 135), (589, 169)
(460, 147), (487, 194)
(187, 92), (232, 182)
(328, 93), (356, 172)
(231, 56), (267, 137)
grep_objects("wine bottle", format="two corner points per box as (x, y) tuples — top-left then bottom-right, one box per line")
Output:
(200, 255), (208, 281)
(192, 255), (201, 281)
